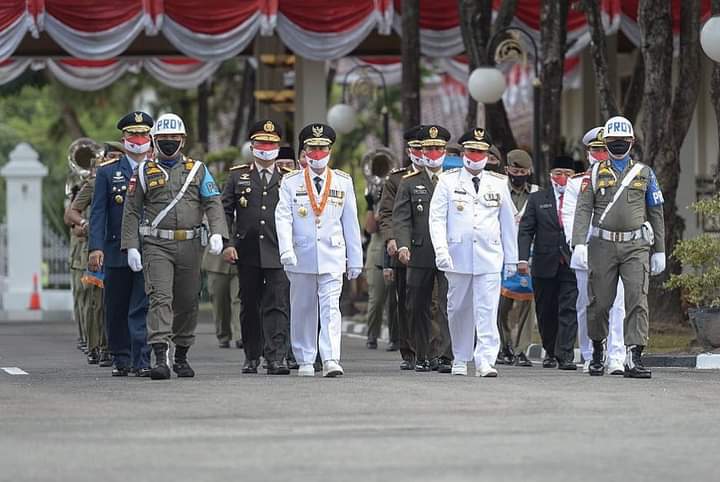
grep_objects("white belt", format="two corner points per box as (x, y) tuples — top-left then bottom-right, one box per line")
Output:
(139, 226), (201, 241)
(591, 226), (643, 242)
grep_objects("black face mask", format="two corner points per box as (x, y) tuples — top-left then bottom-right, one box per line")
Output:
(157, 139), (181, 158)
(510, 174), (530, 187)
(606, 140), (631, 158)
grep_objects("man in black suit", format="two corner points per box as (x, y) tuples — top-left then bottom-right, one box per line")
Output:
(518, 156), (578, 370)
(393, 125), (453, 373)
(222, 120), (292, 375)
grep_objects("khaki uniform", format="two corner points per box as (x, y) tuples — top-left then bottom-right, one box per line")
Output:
(67, 180), (88, 344)
(572, 159), (665, 346)
(71, 176), (107, 353)
(201, 250), (241, 344)
(497, 181), (538, 354)
(121, 158), (228, 347)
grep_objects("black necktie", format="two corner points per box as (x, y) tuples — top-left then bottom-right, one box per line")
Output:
(472, 176), (480, 194)
(431, 174), (438, 186)
(261, 169), (269, 186)
(314, 176), (323, 194)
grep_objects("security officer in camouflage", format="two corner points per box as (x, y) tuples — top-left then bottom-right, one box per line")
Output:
(121, 113), (228, 380)
(571, 116), (666, 379)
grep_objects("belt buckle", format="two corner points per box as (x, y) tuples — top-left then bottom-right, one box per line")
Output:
(612, 232), (620, 242)
(174, 230), (187, 241)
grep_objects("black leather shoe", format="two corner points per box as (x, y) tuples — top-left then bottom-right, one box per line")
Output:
(415, 360), (431, 372)
(242, 359), (259, 374)
(429, 358), (440, 371)
(589, 340), (605, 376)
(286, 357), (299, 370)
(173, 361), (195, 377)
(366, 337), (378, 349)
(558, 359), (577, 370)
(400, 359), (415, 370)
(150, 343), (171, 380)
(623, 345), (652, 379)
(87, 349), (100, 365)
(497, 344), (515, 365)
(133, 368), (151, 377)
(98, 351), (113, 367)
(514, 352), (533, 367)
(438, 357), (453, 373)
(235, 340), (243, 349)
(112, 366), (130, 377)
(386, 341), (399, 352)
(542, 356), (558, 368)
(218, 341), (230, 348)
(267, 360), (291, 375)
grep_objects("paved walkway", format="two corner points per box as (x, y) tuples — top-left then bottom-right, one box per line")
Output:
(1, 319), (718, 481)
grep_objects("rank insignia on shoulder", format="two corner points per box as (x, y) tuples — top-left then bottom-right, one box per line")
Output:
(571, 172), (586, 179)
(390, 167), (408, 175)
(403, 170), (422, 179)
(444, 168), (460, 174)
(99, 158), (119, 167)
(486, 171), (507, 179)
(184, 161), (195, 171)
(230, 164), (249, 171)
(333, 169), (351, 179)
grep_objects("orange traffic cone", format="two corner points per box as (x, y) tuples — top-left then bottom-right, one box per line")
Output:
(28, 273), (41, 310)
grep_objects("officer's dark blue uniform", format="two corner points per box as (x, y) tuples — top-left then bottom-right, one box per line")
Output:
(89, 112), (153, 376)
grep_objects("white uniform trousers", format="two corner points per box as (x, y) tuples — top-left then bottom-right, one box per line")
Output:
(286, 272), (343, 365)
(445, 272), (501, 368)
(575, 269), (625, 363)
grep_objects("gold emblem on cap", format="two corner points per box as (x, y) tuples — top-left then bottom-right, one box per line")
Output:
(263, 121), (275, 133)
(134, 112), (143, 123)
(312, 125), (324, 137)
(474, 128), (485, 140)
(597, 129), (604, 141)
(429, 126), (438, 139)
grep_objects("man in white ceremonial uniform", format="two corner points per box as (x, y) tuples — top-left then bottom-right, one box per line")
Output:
(429, 128), (518, 377)
(563, 127), (625, 374)
(275, 123), (363, 378)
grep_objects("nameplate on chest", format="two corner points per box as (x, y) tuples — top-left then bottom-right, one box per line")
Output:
(539, 203), (553, 209)
(413, 185), (428, 193)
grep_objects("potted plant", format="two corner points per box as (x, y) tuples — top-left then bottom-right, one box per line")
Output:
(666, 193), (720, 350)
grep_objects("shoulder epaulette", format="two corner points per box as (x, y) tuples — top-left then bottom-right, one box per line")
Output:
(280, 166), (295, 174)
(99, 158), (118, 167)
(284, 169), (303, 179)
(486, 171), (507, 179)
(403, 170), (422, 179)
(442, 168), (460, 175)
(571, 172), (586, 179)
(229, 164), (250, 172)
(390, 166), (409, 175)
(333, 169), (351, 179)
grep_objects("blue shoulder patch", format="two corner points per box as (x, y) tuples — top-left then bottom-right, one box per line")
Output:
(200, 167), (220, 198)
(646, 169), (664, 206)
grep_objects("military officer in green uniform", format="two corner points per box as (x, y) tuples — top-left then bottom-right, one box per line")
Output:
(571, 116), (666, 378)
(202, 248), (242, 349)
(121, 113), (228, 380)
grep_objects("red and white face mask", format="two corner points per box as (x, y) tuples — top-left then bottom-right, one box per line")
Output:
(550, 173), (569, 193)
(587, 149), (608, 165)
(252, 142), (279, 162)
(124, 135), (151, 155)
(423, 148), (445, 168)
(305, 149), (331, 170)
(463, 150), (488, 171)
(408, 148), (424, 167)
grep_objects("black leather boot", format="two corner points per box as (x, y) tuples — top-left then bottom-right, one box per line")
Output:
(173, 345), (195, 378)
(150, 343), (171, 380)
(624, 345), (652, 379)
(589, 340), (605, 376)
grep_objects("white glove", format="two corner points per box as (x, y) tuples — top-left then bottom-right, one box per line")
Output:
(504, 263), (517, 278)
(570, 244), (588, 271)
(435, 250), (454, 271)
(127, 248), (143, 272)
(280, 251), (297, 267)
(651, 252), (666, 275)
(347, 268), (362, 280)
(208, 233), (223, 255)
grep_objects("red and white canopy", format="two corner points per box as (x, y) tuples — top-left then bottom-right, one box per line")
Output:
(0, 1), (713, 90)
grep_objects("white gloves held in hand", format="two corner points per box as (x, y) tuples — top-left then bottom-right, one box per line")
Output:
(347, 268), (362, 280)
(504, 263), (517, 278)
(208, 234), (223, 255)
(280, 251), (297, 267)
(127, 248), (143, 272)
(435, 249), (454, 271)
(571, 244), (588, 271)
(650, 252), (666, 275)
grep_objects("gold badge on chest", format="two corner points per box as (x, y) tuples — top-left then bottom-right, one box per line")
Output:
(298, 206), (308, 218)
(456, 203), (464, 211)
(114, 195), (124, 204)
(239, 196), (248, 208)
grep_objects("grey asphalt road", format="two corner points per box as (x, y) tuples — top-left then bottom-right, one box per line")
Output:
(1, 319), (719, 482)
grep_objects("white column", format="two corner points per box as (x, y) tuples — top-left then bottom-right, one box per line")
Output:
(294, 57), (327, 148)
(1, 143), (48, 311)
